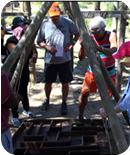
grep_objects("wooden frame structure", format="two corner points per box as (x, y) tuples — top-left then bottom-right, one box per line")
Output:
(1, 2), (129, 154)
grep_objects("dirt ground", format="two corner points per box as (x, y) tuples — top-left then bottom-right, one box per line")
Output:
(9, 46), (130, 154)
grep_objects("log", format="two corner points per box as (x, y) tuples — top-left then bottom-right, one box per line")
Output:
(2, 2), (53, 74)
(10, 49), (26, 90)
(64, 2), (128, 153)
(1, 12), (29, 16)
(116, 3), (128, 93)
(94, 2), (100, 10)
(112, 2), (119, 33)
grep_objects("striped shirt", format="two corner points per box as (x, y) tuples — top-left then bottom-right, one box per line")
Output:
(88, 31), (116, 78)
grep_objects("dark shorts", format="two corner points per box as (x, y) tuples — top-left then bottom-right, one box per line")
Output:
(43, 61), (73, 83)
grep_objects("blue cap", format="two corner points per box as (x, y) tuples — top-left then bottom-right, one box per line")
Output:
(12, 17), (29, 29)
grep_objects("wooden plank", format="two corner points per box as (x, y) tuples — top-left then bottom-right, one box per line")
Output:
(2, 11), (130, 19)
(1, 12), (29, 16)
(81, 10), (130, 19)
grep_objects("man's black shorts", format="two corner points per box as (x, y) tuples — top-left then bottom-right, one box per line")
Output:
(43, 61), (73, 83)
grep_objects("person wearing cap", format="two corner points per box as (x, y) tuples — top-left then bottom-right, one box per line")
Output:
(37, 2), (79, 115)
(78, 16), (117, 119)
(5, 17), (37, 127)
(100, 41), (130, 122)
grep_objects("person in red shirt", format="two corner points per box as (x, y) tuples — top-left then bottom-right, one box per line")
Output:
(1, 69), (22, 154)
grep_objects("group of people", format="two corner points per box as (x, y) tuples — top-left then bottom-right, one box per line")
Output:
(1, 2), (130, 154)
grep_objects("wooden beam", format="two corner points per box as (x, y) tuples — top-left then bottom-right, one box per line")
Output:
(81, 10), (130, 19)
(64, 2), (128, 153)
(1, 12), (29, 17)
(2, 10), (130, 19)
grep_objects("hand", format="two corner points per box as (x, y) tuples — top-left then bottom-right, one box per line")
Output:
(32, 44), (38, 63)
(64, 43), (74, 52)
(78, 37), (82, 44)
(100, 108), (107, 120)
(48, 46), (57, 54)
(13, 91), (24, 103)
(32, 53), (37, 63)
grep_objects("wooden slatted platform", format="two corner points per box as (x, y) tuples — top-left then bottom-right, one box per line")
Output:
(13, 118), (112, 154)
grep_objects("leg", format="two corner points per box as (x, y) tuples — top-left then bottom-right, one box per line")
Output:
(62, 83), (69, 101)
(79, 71), (97, 118)
(60, 83), (69, 115)
(59, 61), (73, 115)
(79, 94), (89, 118)
(45, 83), (52, 99)
(42, 63), (57, 110)
(41, 83), (52, 110)
(19, 69), (30, 112)
(59, 61), (73, 102)
(8, 72), (21, 126)
(19, 70), (35, 118)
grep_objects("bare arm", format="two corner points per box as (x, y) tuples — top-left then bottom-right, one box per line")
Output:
(92, 31), (117, 56)
(7, 43), (16, 53)
(78, 38), (86, 61)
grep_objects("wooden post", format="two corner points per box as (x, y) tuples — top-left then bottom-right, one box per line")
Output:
(10, 49), (26, 90)
(23, 1), (31, 21)
(64, 2), (128, 153)
(94, 2), (100, 10)
(63, 3), (74, 71)
(23, 2), (37, 84)
(116, 2), (128, 93)
(2, 2), (53, 74)
(112, 2), (119, 33)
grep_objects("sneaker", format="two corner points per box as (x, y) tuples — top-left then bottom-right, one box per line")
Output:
(41, 99), (49, 110)
(11, 118), (21, 127)
(60, 103), (67, 115)
(22, 110), (36, 118)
